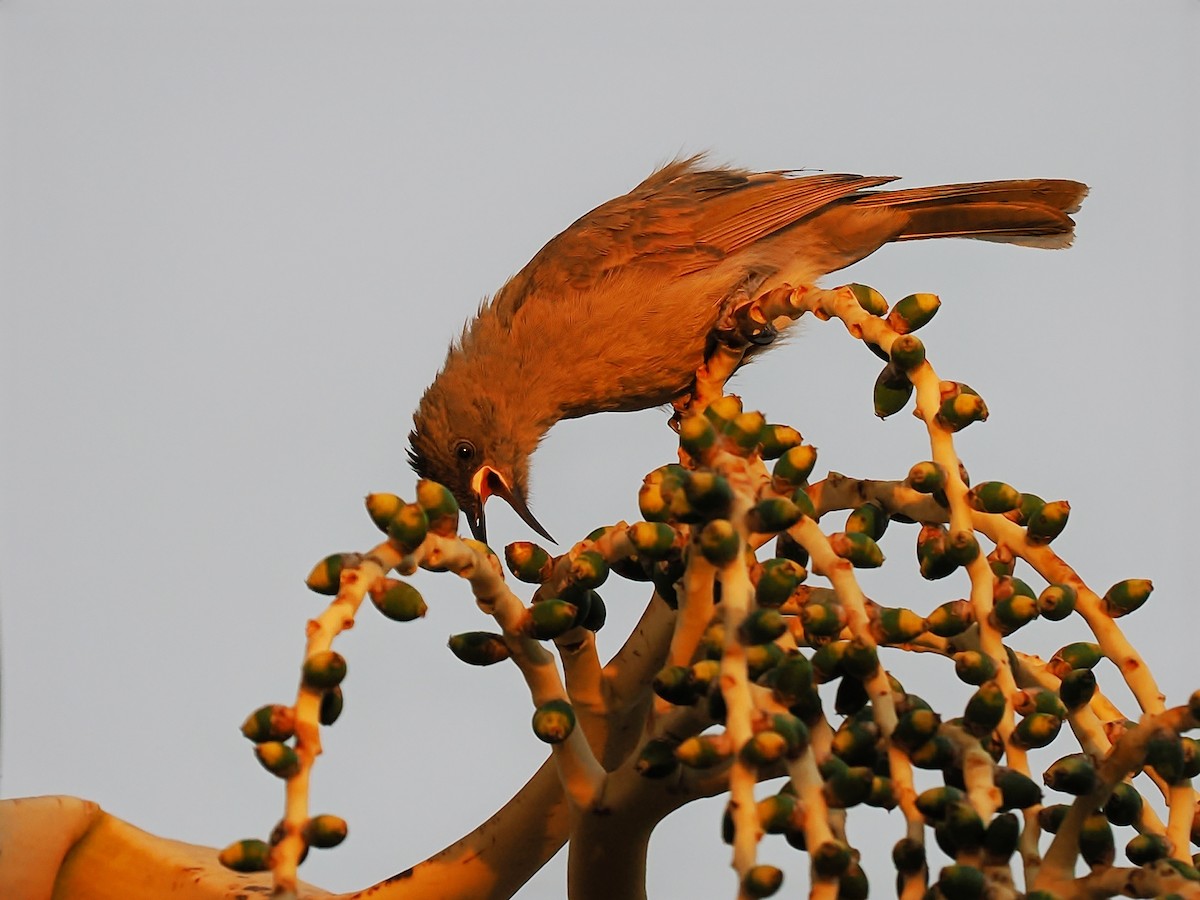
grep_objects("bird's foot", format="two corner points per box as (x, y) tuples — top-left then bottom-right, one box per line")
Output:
(715, 289), (777, 348)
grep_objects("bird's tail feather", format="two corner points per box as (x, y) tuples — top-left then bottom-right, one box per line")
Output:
(853, 179), (1089, 249)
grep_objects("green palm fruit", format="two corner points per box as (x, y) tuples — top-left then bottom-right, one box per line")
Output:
(740, 607), (787, 645)
(755, 558), (805, 608)
(945, 529), (980, 566)
(774, 530), (810, 567)
(627, 521), (677, 559)
(892, 708), (941, 753)
(1012, 712), (1063, 749)
(576, 590), (606, 632)
(963, 681), (1005, 736)
(917, 524), (956, 580)
(689, 659), (721, 694)
(916, 785), (966, 820)
(675, 734), (731, 768)
(838, 861), (870, 900)
(987, 544), (1015, 577)
(415, 479), (459, 536)
(704, 394), (743, 429)
(790, 485), (817, 518)
(652, 665), (697, 706)
(505, 541), (552, 583)
(830, 531), (884, 567)
(306, 553), (358, 595)
(448, 631), (511, 666)
(835, 676), (870, 716)
(1048, 641), (1103, 678)
(1003, 492), (1045, 526)
(786, 685), (823, 725)
(699, 518), (740, 564)
(1038, 804), (1070, 833)
(1146, 730), (1188, 783)
(528, 598), (579, 640)
(302, 651), (347, 690)
(1037, 583), (1077, 621)
(568, 549), (609, 589)
(823, 763), (875, 808)
(756, 793), (797, 834)
(867, 776), (897, 810)
(1102, 578), (1153, 617)
(874, 363), (914, 419)
(995, 767), (1042, 810)
(742, 865), (784, 898)
(909, 734), (954, 769)
(891, 837), (925, 875)
(772, 444), (818, 490)
(365, 492), (404, 533)
(742, 730), (790, 766)
(241, 704), (296, 743)
(759, 424), (803, 460)
(725, 410), (767, 455)
(889, 333), (926, 371)
(1079, 812), (1115, 868)
(635, 738), (680, 779)
(966, 481), (1021, 514)
(926, 598), (974, 636)
(846, 501), (889, 540)
(1026, 499), (1070, 544)
(1126, 833), (1171, 866)
(303, 814), (348, 849)
(907, 461), (947, 494)
(1044, 753), (1097, 795)
(953, 651), (998, 685)
(699, 621), (725, 660)
(746, 497), (803, 533)
(255, 741), (300, 779)
(982, 812), (1020, 863)
(1059, 668), (1097, 711)
(769, 653), (815, 703)
(803, 600), (849, 640)
(318, 686), (343, 726)
(1182, 737), (1200, 779)
(1103, 782), (1143, 826)
(369, 579), (427, 621)
(938, 865), (985, 900)
(745, 642), (785, 679)
(678, 413), (718, 461)
(873, 606), (927, 644)
(841, 638), (879, 679)
(938, 392), (988, 432)
(218, 839), (271, 873)
(531, 699), (576, 744)
(683, 470), (734, 520)
(888, 292), (941, 333)
(944, 802), (986, 851)
(849, 283), (889, 316)
(386, 502), (429, 553)
(832, 719), (880, 766)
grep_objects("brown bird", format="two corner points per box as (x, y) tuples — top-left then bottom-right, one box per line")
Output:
(408, 157), (1086, 543)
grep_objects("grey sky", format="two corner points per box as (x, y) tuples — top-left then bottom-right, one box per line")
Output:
(2, 2), (1198, 897)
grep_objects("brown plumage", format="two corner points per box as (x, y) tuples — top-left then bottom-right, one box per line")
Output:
(409, 157), (1087, 542)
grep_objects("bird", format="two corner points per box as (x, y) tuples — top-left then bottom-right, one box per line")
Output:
(408, 156), (1087, 544)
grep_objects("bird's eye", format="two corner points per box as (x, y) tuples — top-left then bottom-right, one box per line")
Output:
(454, 440), (476, 464)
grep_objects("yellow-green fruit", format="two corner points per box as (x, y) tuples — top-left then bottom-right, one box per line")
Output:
(745, 642), (785, 679)
(953, 651), (997, 686)
(528, 598), (580, 640)
(811, 840), (853, 878)
(318, 686), (343, 726)
(1058, 667), (1096, 711)
(635, 738), (679, 779)
(742, 730), (790, 766)
(1012, 712), (1063, 749)
(447, 631), (511, 666)
(369, 579), (427, 622)
(756, 793), (797, 834)
(1044, 753), (1097, 795)
(907, 460), (947, 494)
(742, 865), (784, 898)
(683, 470), (734, 520)
(995, 767), (1042, 810)
(830, 531), (884, 568)
(626, 521), (677, 559)
(889, 334), (926, 371)
(386, 503), (429, 553)
(678, 413), (717, 460)
(365, 492), (404, 533)
(302, 651), (347, 690)
(1037, 583), (1077, 621)
(725, 410), (767, 455)
(415, 479), (460, 536)
(652, 664), (696, 706)
(1103, 782), (1143, 826)
(963, 681), (1006, 736)
(759, 423), (803, 460)
(747, 497), (803, 533)
(689, 659), (720, 694)
(531, 699), (576, 744)
(305, 553), (358, 595)
(755, 557), (804, 608)
(570, 549), (609, 589)
(873, 606), (927, 644)
(849, 282), (889, 315)
(937, 392), (989, 432)
(1005, 492), (1045, 526)
(917, 524), (956, 581)
(802, 599), (847, 639)
(675, 734), (732, 768)
(846, 501), (889, 540)
(699, 518), (740, 565)
(1078, 812), (1115, 868)
(938, 864), (985, 900)
(1048, 641), (1103, 678)
(772, 444), (818, 489)
(925, 599), (974, 637)
(874, 364), (914, 419)
(255, 741), (300, 779)
(892, 837), (925, 875)
(1102, 578), (1153, 617)
(893, 708), (941, 753)
(218, 838), (271, 873)
(703, 394), (743, 429)
(740, 607), (786, 645)
(303, 814), (348, 849)
(966, 481), (1021, 514)
(1126, 833), (1171, 866)
(888, 292), (941, 333)
(1026, 499), (1070, 544)
(241, 704), (296, 743)
(505, 541), (552, 583)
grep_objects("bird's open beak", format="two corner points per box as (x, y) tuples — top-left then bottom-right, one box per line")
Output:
(469, 465), (555, 545)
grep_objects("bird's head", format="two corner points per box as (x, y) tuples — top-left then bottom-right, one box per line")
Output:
(408, 376), (554, 546)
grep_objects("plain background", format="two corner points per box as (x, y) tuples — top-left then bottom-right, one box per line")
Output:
(2, 2), (1198, 896)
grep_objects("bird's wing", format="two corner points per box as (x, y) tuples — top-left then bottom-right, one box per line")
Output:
(492, 159), (896, 317)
